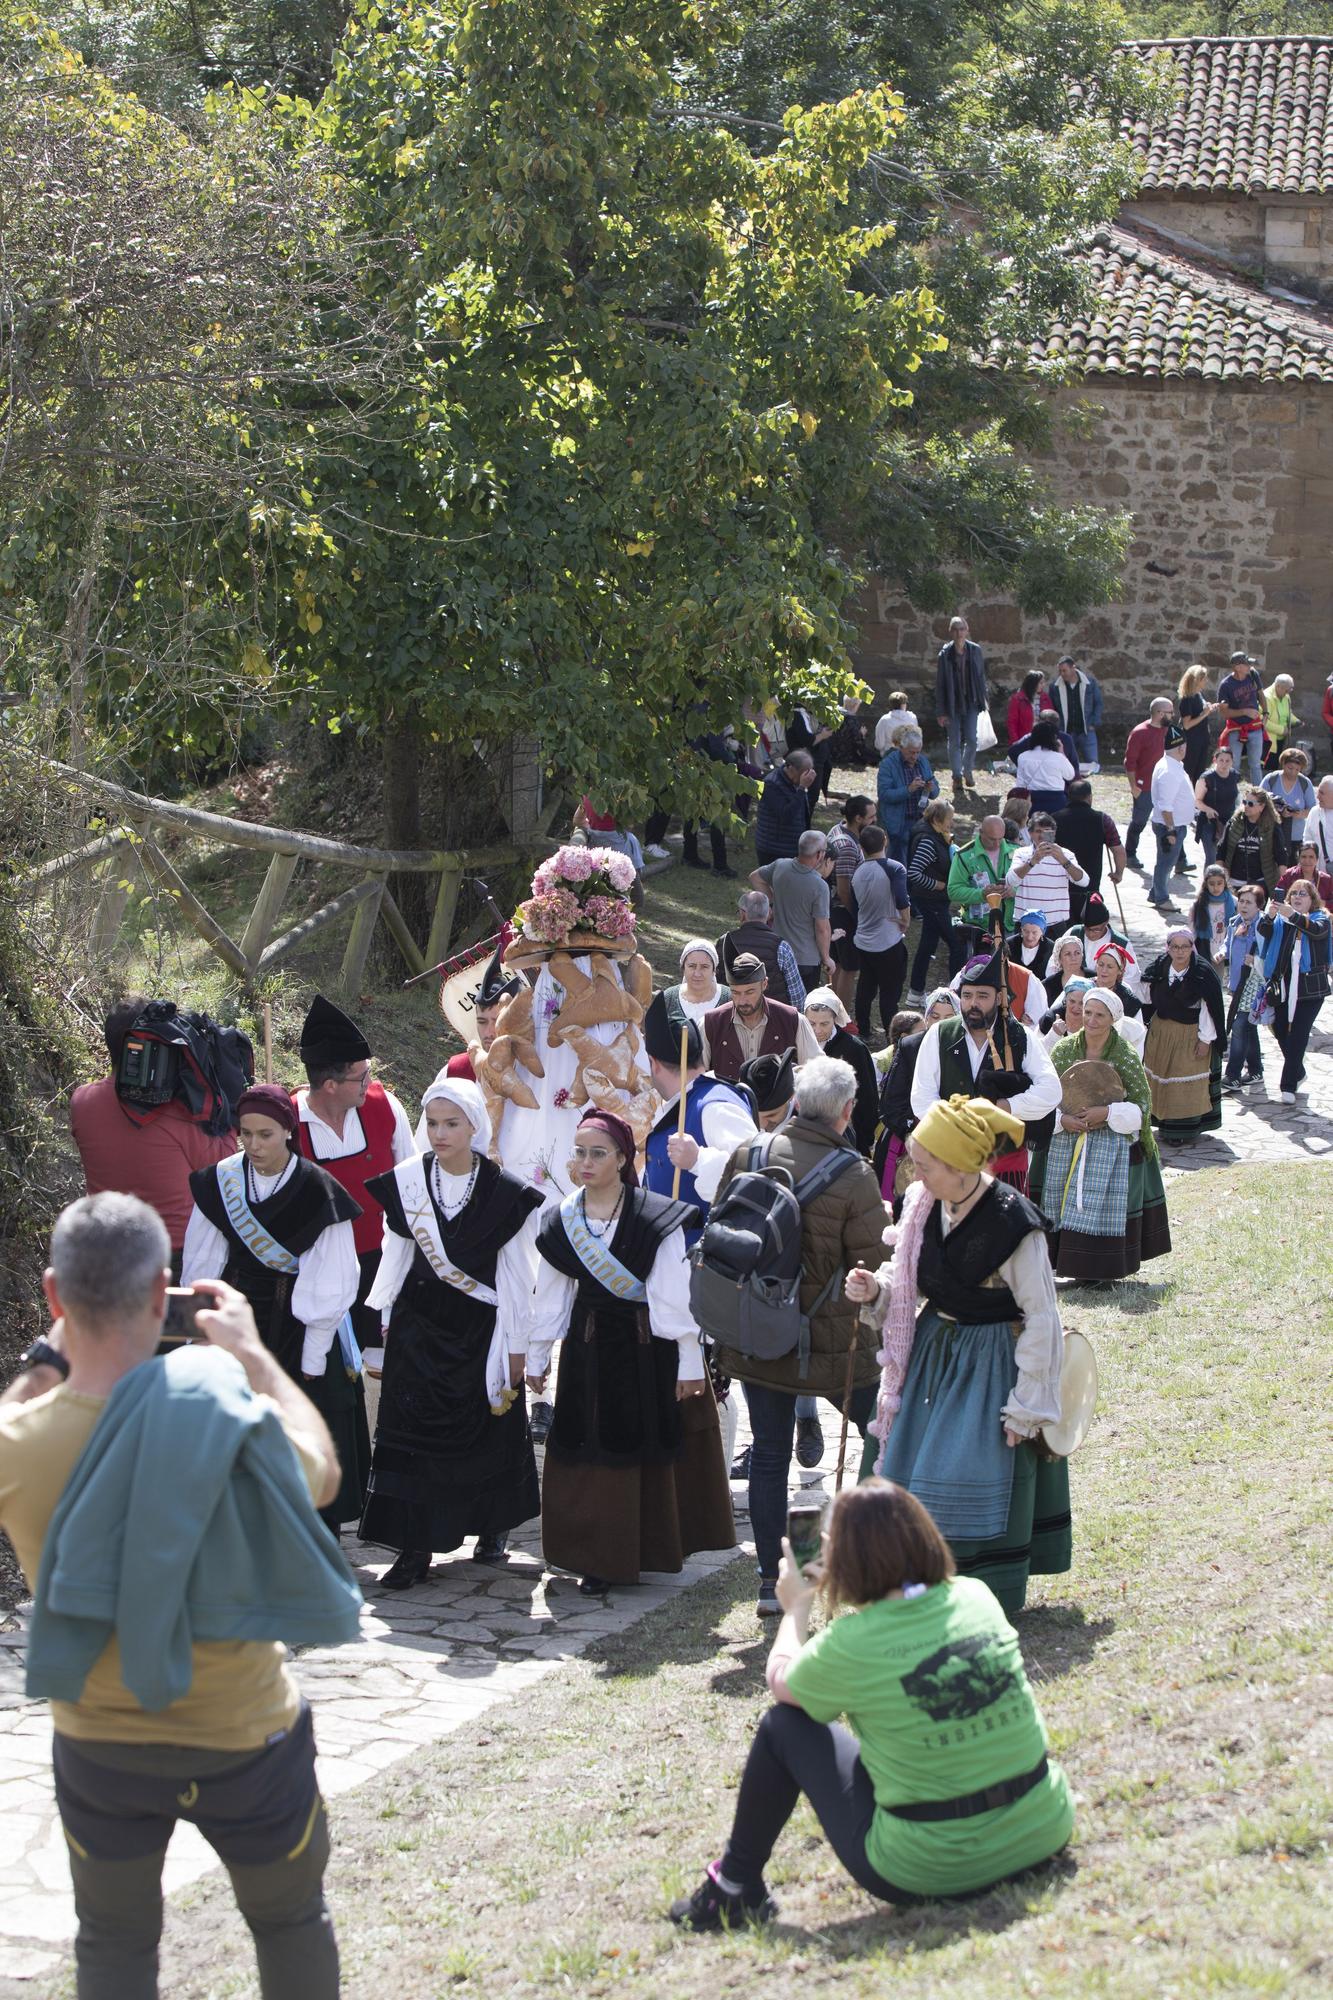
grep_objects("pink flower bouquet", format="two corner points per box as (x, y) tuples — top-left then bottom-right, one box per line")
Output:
(515, 844), (637, 954)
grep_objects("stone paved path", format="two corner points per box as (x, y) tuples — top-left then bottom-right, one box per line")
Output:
(1, 826), (1328, 1985)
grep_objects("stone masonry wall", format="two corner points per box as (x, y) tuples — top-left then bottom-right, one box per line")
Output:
(1263, 203), (1333, 302)
(1121, 196), (1265, 273)
(851, 382), (1333, 743)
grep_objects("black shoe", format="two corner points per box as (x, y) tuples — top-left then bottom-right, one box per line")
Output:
(578, 1574), (609, 1596)
(668, 1871), (776, 1932)
(472, 1534), (510, 1566)
(684, 855), (712, 871)
(730, 1444), (752, 1480)
(1221, 1076), (1241, 1094)
(529, 1399), (553, 1443)
(379, 1549), (432, 1592)
(795, 1413), (825, 1469)
(713, 865), (737, 879)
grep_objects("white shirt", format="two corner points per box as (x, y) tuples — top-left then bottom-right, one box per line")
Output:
(1150, 755), (1198, 828)
(1166, 965), (1218, 1042)
(1307, 805), (1333, 870)
(909, 1017), (1062, 1127)
(1003, 845), (1089, 928)
(874, 707), (919, 755)
(652, 1087), (758, 1204)
(181, 1156), (360, 1374)
(366, 1157), (539, 1355)
(1014, 747), (1076, 792)
(938, 1207), (1063, 1436)
(527, 1222), (704, 1382)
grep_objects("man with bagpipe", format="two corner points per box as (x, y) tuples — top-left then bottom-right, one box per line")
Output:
(910, 904), (1061, 1195)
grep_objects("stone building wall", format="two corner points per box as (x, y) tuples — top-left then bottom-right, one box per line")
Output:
(1262, 203), (1333, 302)
(1121, 196), (1265, 271)
(852, 381), (1333, 740)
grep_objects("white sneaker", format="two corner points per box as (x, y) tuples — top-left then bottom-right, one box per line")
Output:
(905, 990), (925, 1008)
(1280, 1090), (1297, 1104)
(1083, 762), (1101, 775)
(645, 844), (670, 859)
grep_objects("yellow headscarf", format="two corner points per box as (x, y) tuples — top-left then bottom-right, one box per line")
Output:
(913, 1093), (1023, 1174)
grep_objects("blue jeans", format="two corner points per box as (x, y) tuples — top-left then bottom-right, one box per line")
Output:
(1197, 814), (1220, 867)
(945, 710), (979, 780)
(1226, 1012), (1262, 1079)
(1151, 824), (1189, 902)
(1071, 729), (1099, 767)
(742, 1379), (877, 1581)
(1126, 790), (1153, 858)
(1225, 727), (1264, 783)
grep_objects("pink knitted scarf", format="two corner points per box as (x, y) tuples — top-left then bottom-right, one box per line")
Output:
(866, 1178), (935, 1473)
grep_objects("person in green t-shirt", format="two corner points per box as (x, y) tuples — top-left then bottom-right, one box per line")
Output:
(669, 1480), (1074, 1932)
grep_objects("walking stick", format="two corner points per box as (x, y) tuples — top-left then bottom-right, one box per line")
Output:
(834, 1280), (862, 1492)
(262, 1002), (274, 1084)
(1110, 872), (1129, 939)
(670, 1023), (689, 1198)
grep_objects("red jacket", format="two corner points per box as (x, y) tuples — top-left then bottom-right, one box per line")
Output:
(1123, 720), (1166, 794)
(1006, 691), (1037, 746)
(1322, 681), (1333, 734)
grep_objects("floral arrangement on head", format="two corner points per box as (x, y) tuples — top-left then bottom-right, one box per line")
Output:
(515, 845), (638, 952)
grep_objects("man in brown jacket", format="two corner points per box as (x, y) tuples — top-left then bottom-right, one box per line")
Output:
(711, 1055), (888, 1616)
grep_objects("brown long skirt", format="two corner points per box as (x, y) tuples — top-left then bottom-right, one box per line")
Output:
(540, 1378), (737, 1584)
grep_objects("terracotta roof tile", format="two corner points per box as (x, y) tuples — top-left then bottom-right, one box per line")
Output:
(1032, 225), (1333, 383)
(1126, 37), (1333, 197)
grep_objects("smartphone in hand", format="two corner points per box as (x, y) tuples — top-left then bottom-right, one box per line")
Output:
(161, 1286), (207, 1344)
(787, 1497), (825, 1571)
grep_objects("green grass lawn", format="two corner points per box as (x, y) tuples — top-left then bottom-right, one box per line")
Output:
(145, 1164), (1332, 2000)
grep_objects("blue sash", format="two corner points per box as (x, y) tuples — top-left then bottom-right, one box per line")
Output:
(559, 1191), (647, 1302)
(215, 1154), (361, 1377)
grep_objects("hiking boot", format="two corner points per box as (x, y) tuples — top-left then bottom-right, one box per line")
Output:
(472, 1534), (509, 1566)
(379, 1549), (432, 1592)
(668, 1870), (776, 1933)
(529, 1399), (554, 1443)
(795, 1413), (825, 1469)
(756, 1578), (781, 1617)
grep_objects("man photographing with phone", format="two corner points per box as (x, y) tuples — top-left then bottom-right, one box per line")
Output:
(0, 1192), (362, 2000)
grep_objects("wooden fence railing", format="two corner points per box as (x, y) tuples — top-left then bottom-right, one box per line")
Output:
(16, 764), (551, 992)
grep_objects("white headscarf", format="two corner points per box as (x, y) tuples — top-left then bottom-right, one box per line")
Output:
(1083, 989), (1124, 1025)
(679, 937), (719, 970)
(803, 985), (850, 1028)
(414, 1072), (492, 1157)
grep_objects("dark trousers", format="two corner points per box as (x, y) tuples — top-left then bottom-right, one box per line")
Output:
(645, 808), (671, 847)
(854, 940), (907, 1037)
(52, 1704), (337, 2000)
(1271, 996), (1323, 1094)
(683, 820), (727, 869)
(1226, 1011), (1263, 1079)
(741, 1379), (876, 1581)
(721, 1705), (912, 1901)
(1125, 790), (1153, 859)
(910, 904), (964, 991)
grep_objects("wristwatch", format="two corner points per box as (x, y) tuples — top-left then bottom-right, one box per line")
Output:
(17, 1338), (69, 1381)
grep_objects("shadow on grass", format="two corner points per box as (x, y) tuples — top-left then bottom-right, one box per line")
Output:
(1018, 1604), (1115, 1680)
(780, 1850), (1079, 1959)
(1105, 1277), (1171, 1314)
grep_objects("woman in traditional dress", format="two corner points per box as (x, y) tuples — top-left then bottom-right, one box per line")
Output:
(803, 986), (879, 1155)
(845, 1094), (1068, 1619)
(1030, 989), (1170, 1282)
(1141, 925), (1227, 1143)
(1040, 974), (1092, 1051)
(661, 940), (729, 1034)
(359, 1076), (544, 1590)
(1042, 934), (1088, 1009)
(183, 1083), (366, 1533)
(526, 1109), (735, 1595)
(874, 991), (957, 1207)
(1091, 941), (1146, 1055)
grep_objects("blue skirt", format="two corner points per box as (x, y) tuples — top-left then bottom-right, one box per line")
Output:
(879, 1309), (1017, 1541)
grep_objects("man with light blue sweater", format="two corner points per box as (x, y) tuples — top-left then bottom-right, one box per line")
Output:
(0, 1192), (361, 2000)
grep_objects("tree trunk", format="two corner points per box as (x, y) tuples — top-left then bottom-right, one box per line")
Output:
(63, 480), (110, 771)
(382, 709), (428, 933)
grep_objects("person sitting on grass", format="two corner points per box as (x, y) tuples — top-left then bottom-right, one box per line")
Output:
(669, 1480), (1074, 1932)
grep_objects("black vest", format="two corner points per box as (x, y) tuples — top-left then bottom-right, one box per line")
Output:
(917, 1182), (1047, 1325)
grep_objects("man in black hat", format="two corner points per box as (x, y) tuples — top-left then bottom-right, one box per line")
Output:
(701, 954), (821, 1082)
(910, 950), (1060, 1193)
(739, 1050), (796, 1133)
(446, 944), (525, 1082)
(640, 999), (758, 1245)
(294, 995), (415, 1357)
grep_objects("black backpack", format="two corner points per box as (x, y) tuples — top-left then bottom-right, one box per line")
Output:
(688, 1136), (859, 1374)
(115, 1000), (255, 1137)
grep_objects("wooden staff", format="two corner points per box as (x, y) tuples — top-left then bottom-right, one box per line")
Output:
(670, 1022), (690, 1198)
(262, 1002), (274, 1084)
(1110, 872), (1129, 938)
(834, 1269), (864, 1490)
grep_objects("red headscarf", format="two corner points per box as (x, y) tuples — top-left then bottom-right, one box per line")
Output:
(576, 1109), (638, 1187)
(237, 1084), (299, 1147)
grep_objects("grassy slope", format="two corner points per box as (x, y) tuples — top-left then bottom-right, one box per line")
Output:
(139, 1164), (1333, 2000)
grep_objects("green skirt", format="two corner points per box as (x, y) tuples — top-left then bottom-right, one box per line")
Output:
(948, 1447), (1072, 1620)
(1030, 1138), (1171, 1282)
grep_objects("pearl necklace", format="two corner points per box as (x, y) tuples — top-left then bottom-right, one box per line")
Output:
(432, 1155), (479, 1218)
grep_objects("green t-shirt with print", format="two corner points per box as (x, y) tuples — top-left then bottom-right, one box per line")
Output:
(784, 1575), (1073, 1895)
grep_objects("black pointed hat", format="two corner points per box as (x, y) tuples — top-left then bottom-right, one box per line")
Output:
(472, 941), (523, 1010)
(299, 993), (371, 1065)
(957, 948), (1004, 991)
(643, 993), (701, 1069)
(739, 1048), (795, 1112)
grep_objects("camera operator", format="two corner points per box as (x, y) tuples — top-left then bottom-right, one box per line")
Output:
(0, 1193), (360, 1999)
(69, 996), (238, 1273)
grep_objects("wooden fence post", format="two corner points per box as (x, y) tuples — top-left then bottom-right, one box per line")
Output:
(134, 834), (252, 981)
(339, 877), (386, 994)
(425, 857), (464, 969)
(240, 852), (300, 966)
(90, 861), (132, 958)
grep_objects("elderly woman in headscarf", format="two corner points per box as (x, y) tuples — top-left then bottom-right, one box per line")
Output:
(184, 1083), (366, 1533)
(358, 1074), (546, 1589)
(1091, 940), (1146, 1054)
(845, 1094), (1068, 1617)
(662, 939), (730, 1032)
(1141, 924), (1227, 1144)
(525, 1108), (735, 1595)
(803, 985), (878, 1154)
(1041, 974), (1093, 1051)
(1030, 989), (1170, 1282)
